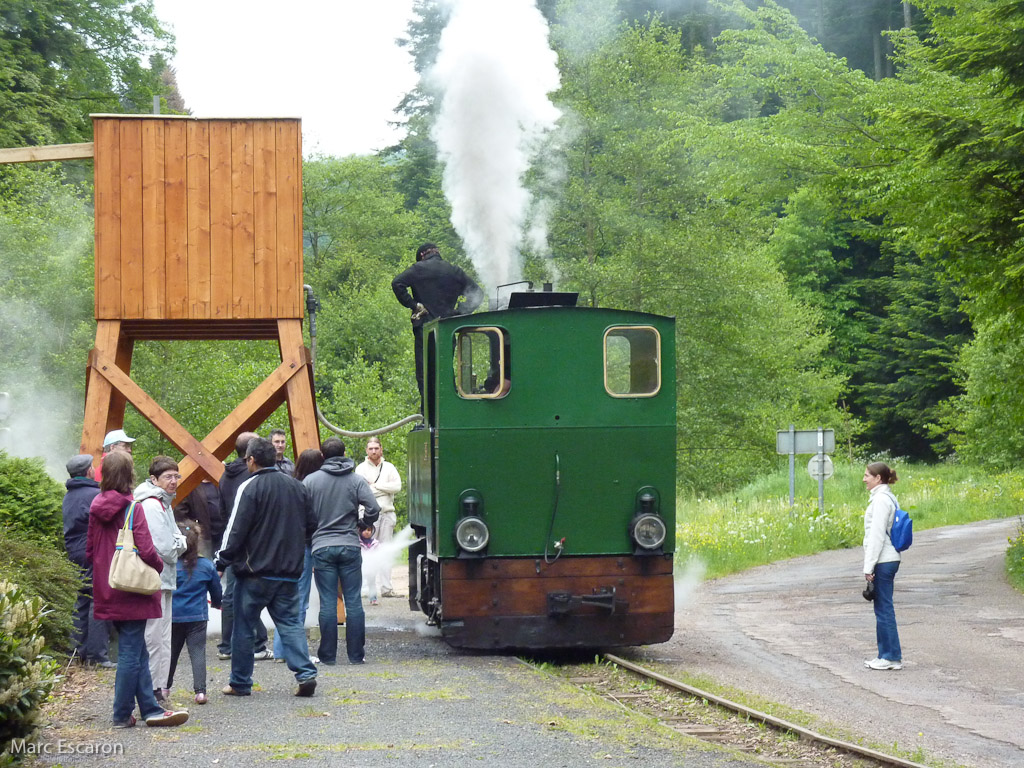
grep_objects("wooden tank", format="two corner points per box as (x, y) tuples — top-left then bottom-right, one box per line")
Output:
(82, 115), (317, 499)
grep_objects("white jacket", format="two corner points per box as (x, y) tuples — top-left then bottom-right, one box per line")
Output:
(133, 480), (187, 591)
(355, 458), (401, 518)
(863, 483), (900, 575)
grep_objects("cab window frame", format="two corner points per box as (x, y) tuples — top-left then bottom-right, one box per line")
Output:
(603, 325), (662, 398)
(453, 326), (509, 400)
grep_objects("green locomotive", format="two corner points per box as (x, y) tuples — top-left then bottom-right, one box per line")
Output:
(406, 290), (676, 650)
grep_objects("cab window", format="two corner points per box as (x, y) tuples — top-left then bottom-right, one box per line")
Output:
(454, 327), (509, 399)
(604, 326), (661, 397)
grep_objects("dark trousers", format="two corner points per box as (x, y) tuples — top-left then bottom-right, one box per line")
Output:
(218, 565), (268, 655)
(72, 564), (112, 662)
(231, 576), (316, 692)
(168, 621), (208, 693)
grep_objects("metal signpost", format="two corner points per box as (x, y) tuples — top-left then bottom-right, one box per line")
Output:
(776, 426), (835, 513)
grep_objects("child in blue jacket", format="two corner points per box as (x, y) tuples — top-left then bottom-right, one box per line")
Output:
(168, 522), (222, 704)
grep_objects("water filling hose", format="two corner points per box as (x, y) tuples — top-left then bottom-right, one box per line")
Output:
(304, 284), (424, 438)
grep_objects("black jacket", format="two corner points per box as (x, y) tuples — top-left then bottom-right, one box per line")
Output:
(174, 479), (225, 539)
(215, 467), (315, 579)
(392, 253), (484, 327)
(219, 457), (250, 517)
(62, 476), (100, 566)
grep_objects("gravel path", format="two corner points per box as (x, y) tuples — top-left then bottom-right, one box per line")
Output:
(27, 575), (763, 768)
(629, 517), (1024, 768)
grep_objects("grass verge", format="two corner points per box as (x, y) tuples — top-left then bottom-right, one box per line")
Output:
(677, 460), (1024, 580)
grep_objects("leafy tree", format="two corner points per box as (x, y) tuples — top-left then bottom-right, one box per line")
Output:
(0, 0), (173, 148)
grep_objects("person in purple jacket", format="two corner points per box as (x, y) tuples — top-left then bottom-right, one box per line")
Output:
(168, 522), (222, 704)
(87, 451), (189, 729)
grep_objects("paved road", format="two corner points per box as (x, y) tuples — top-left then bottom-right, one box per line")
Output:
(630, 518), (1024, 768)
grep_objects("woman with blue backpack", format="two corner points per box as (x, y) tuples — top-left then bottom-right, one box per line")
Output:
(862, 461), (904, 671)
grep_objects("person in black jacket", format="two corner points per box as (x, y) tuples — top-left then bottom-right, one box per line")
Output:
(62, 454), (114, 667)
(215, 437), (318, 698)
(392, 243), (484, 403)
(214, 431), (269, 660)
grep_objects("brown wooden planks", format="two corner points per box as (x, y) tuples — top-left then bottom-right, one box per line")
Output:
(253, 121), (278, 317)
(231, 121), (255, 317)
(442, 554), (673, 580)
(92, 116), (303, 321)
(164, 120), (188, 318)
(93, 120), (121, 319)
(209, 121), (233, 318)
(141, 119), (166, 318)
(118, 120), (144, 317)
(276, 121), (302, 318)
(186, 122), (212, 318)
(440, 566), (675, 618)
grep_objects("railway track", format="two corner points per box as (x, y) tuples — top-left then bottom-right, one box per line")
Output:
(571, 653), (932, 768)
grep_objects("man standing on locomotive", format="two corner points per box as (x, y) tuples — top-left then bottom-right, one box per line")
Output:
(391, 243), (484, 406)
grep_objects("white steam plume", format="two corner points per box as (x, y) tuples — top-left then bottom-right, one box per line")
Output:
(430, 0), (562, 291)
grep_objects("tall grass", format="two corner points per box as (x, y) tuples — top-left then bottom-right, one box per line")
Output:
(676, 460), (1024, 580)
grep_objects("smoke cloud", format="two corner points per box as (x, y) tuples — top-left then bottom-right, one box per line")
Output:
(429, 0), (562, 291)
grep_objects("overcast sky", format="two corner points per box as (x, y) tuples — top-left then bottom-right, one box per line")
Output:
(151, 0), (420, 158)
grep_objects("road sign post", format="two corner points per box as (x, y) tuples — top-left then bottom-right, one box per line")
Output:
(776, 426), (835, 513)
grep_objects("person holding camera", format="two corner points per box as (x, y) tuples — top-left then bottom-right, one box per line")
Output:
(862, 461), (902, 671)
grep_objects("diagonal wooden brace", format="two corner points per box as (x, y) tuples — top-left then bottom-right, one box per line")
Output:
(87, 348), (313, 500)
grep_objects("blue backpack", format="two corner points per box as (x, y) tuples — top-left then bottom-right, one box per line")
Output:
(886, 492), (913, 552)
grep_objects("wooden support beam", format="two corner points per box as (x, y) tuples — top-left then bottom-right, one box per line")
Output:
(88, 350), (225, 483)
(174, 354), (308, 498)
(0, 142), (94, 164)
(278, 320), (320, 457)
(81, 321), (122, 459)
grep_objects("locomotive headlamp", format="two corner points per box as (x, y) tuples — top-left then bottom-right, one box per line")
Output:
(631, 513), (667, 550)
(455, 516), (489, 553)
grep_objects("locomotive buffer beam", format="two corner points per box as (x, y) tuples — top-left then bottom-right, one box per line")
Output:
(547, 586), (627, 616)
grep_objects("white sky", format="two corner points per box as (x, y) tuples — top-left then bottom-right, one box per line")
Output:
(151, 0), (420, 158)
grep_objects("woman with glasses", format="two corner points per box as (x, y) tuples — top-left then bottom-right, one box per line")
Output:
(134, 456), (188, 701)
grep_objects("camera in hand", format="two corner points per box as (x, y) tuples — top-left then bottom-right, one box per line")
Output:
(862, 580), (875, 601)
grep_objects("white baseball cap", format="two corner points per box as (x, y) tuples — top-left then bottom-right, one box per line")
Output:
(102, 428), (136, 448)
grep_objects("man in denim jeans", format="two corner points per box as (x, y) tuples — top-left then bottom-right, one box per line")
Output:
(303, 437), (380, 665)
(215, 437), (318, 697)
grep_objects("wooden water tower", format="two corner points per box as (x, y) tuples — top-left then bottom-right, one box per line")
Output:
(82, 114), (318, 498)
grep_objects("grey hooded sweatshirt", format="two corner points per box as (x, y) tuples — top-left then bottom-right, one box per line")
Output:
(303, 456), (381, 552)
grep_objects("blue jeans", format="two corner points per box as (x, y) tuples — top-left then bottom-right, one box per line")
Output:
(312, 546), (364, 664)
(273, 546), (312, 658)
(873, 560), (901, 661)
(111, 620), (164, 723)
(231, 576), (316, 692)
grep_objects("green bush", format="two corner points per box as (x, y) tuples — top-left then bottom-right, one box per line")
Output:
(0, 452), (78, 654)
(0, 452), (64, 546)
(0, 580), (60, 756)
(0, 530), (79, 655)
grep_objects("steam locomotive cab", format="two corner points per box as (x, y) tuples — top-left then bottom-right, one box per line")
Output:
(407, 297), (676, 650)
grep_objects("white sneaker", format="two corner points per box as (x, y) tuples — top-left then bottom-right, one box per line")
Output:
(253, 649), (274, 661)
(865, 657), (902, 670)
(309, 655), (320, 664)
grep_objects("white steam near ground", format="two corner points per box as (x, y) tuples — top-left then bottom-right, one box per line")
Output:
(207, 527), (419, 637)
(429, 0), (562, 293)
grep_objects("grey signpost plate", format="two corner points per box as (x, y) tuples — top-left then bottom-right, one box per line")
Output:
(776, 429), (835, 455)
